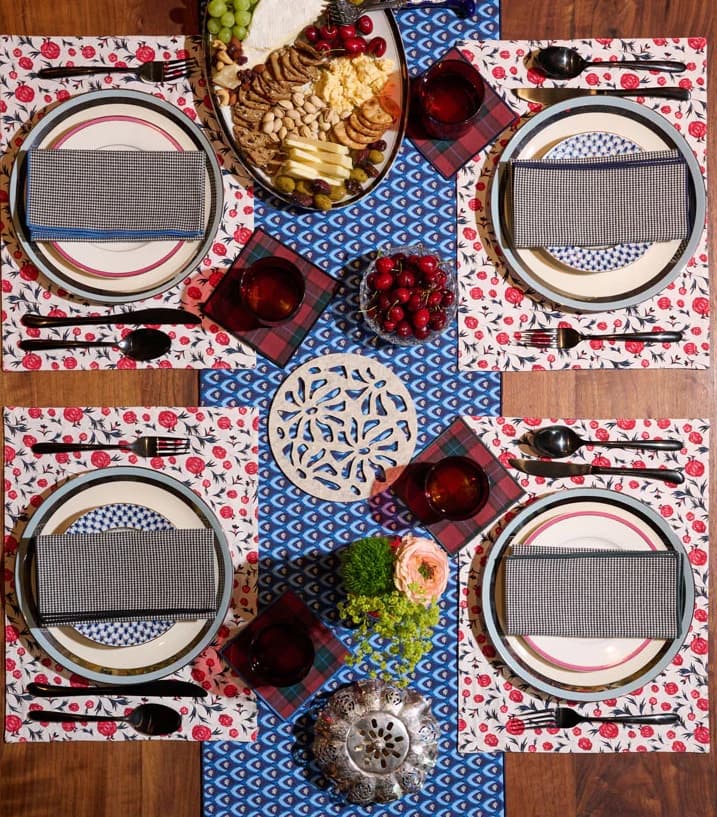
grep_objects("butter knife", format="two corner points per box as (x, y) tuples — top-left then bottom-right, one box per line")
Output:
(508, 458), (684, 484)
(513, 86), (690, 103)
(27, 680), (207, 698)
(22, 307), (201, 329)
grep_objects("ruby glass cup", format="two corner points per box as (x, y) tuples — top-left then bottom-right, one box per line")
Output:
(415, 59), (485, 140)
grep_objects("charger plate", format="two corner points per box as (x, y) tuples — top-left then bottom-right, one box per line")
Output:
(481, 488), (694, 702)
(9, 89), (223, 303)
(491, 97), (705, 312)
(15, 466), (233, 684)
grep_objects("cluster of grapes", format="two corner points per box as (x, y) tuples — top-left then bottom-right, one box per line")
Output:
(363, 249), (455, 343)
(206, 0), (257, 43)
(303, 16), (386, 58)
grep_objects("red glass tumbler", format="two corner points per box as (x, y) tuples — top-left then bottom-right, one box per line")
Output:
(238, 256), (306, 326)
(424, 455), (490, 521)
(416, 59), (485, 139)
(248, 620), (315, 687)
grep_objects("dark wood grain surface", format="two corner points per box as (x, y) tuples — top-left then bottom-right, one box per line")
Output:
(0, 1), (713, 816)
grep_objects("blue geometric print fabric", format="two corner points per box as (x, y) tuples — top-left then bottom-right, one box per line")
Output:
(201, 5), (504, 817)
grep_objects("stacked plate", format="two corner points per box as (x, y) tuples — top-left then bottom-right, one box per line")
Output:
(491, 97), (706, 312)
(9, 90), (223, 303)
(481, 488), (693, 702)
(15, 467), (233, 684)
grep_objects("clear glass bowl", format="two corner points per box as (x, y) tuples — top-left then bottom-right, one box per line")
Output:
(359, 244), (457, 347)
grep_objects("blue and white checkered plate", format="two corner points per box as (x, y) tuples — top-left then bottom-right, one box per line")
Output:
(67, 503), (174, 647)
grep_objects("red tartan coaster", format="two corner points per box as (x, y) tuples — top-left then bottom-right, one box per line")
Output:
(202, 228), (339, 368)
(220, 589), (349, 721)
(407, 48), (519, 179)
(392, 417), (525, 555)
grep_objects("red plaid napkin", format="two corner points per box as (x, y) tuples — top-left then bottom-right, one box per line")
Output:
(392, 417), (525, 555)
(220, 589), (349, 721)
(407, 48), (519, 179)
(202, 228), (339, 368)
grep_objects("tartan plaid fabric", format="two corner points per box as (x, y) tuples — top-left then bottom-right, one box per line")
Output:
(392, 417), (525, 555)
(220, 589), (349, 721)
(407, 48), (519, 179)
(202, 228), (339, 368)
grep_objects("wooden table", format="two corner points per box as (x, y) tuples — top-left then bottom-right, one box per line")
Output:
(0, 2), (714, 816)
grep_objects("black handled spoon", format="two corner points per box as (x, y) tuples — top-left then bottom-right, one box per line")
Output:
(522, 424), (683, 459)
(535, 46), (687, 80)
(19, 327), (171, 361)
(27, 703), (182, 736)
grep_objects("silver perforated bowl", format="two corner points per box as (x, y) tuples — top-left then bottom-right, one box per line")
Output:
(313, 679), (439, 804)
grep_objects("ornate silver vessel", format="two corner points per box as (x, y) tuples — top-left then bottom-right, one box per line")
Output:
(313, 679), (439, 804)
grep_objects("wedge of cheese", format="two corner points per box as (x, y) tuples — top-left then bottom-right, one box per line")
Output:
(289, 147), (353, 172)
(282, 159), (349, 184)
(284, 135), (350, 156)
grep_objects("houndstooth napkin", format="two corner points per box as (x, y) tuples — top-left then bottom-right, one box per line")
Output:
(504, 546), (682, 639)
(25, 149), (207, 241)
(34, 528), (217, 625)
(510, 149), (689, 248)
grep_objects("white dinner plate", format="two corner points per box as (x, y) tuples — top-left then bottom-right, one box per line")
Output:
(15, 467), (233, 684)
(9, 90), (223, 303)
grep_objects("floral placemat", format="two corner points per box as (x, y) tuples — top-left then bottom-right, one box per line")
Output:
(457, 416), (710, 753)
(456, 37), (709, 371)
(0, 35), (255, 371)
(3, 405), (259, 742)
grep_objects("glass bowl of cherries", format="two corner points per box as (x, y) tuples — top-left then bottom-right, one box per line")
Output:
(359, 244), (457, 346)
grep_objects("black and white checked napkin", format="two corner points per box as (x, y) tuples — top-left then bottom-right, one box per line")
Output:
(25, 148), (207, 242)
(509, 149), (689, 248)
(504, 546), (682, 639)
(34, 529), (217, 626)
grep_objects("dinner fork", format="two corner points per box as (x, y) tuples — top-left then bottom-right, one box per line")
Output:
(36, 58), (198, 83)
(517, 707), (681, 730)
(31, 436), (190, 458)
(516, 328), (684, 350)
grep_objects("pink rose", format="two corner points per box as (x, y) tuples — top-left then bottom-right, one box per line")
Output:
(393, 535), (448, 605)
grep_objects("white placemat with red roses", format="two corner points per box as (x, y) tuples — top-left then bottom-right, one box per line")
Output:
(3, 405), (260, 743)
(0, 35), (256, 372)
(457, 416), (709, 753)
(456, 37), (709, 372)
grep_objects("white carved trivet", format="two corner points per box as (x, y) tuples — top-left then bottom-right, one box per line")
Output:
(268, 353), (417, 502)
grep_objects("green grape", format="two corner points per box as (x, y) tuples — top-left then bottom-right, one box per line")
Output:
(217, 26), (232, 43)
(207, 0), (227, 17)
(206, 17), (221, 34)
(220, 10), (235, 26)
(232, 24), (248, 40)
(234, 0), (250, 8)
(235, 9), (251, 26)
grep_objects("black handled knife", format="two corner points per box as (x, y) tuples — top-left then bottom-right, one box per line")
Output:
(508, 458), (684, 484)
(21, 307), (201, 329)
(27, 680), (207, 698)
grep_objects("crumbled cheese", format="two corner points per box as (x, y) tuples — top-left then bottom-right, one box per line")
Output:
(314, 55), (395, 116)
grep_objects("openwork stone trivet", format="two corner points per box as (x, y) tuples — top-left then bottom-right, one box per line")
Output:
(268, 353), (417, 502)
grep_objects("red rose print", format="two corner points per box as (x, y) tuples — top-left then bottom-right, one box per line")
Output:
(492, 66), (506, 80)
(236, 227), (252, 244)
(691, 519), (706, 533)
(22, 353), (42, 370)
(598, 722), (619, 739)
(246, 550), (258, 564)
(18, 56), (33, 70)
(694, 726), (710, 745)
(97, 721), (117, 737)
(158, 410), (179, 431)
(81, 45), (96, 58)
(192, 724), (212, 741)
(508, 688), (523, 703)
(90, 451), (112, 469)
(483, 733), (498, 747)
(664, 682), (678, 695)
(505, 718), (525, 735)
(5, 625), (18, 643)
(620, 73), (640, 89)
(219, 714), (233, 727)
(688, 548), (707, 566)
(687, 37), (706, 50)
(577, 737), (592, 750)
(526, 68), (544, 85)
(624, 340), (644, 355)
(6, 714), (22, 733)
(672, 741), (686, 752)
(685, 459), (705, 477)
(135, 45), (156, 63)
(690, 636), (708, 655)
(223, 684), (238, 697)
(40, 40), (61, 59)
(15, 84), (35, 103)
(186, 456), (206, 475)
(504, 287), (523, 306)
(63, 407), (84, 424)
(639, 725), (654, 738)
(244, 461), (258, 475)
(691, 296), (709, 315)
(616, 419), (637, 430)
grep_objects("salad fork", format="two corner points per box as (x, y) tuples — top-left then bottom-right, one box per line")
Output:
(517, 707), (681, 730)
(31, 436), (190, 458)
(36, 58), (198, 83)
(516, 327), (684, 350)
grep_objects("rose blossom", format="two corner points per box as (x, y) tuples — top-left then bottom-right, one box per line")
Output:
(393, 534), (448, 604)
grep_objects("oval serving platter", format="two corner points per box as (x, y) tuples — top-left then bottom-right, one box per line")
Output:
(203, 6), (409, 211)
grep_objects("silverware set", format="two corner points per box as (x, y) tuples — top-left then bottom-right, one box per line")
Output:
(515, 328), (684, 351)
(516, 707), (680, 730)
(32, 435), (190, 458)
(36, 57), (198, 84)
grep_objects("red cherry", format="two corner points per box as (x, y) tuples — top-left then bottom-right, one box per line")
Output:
(377, 292), (393, 310)
(396, 320), (413, 338)
(441, 290), (456, 307)
(427, 290), (443, 308)
(395, 270), (416, 288)
(366, 272), (380, 290)
(412, 307), (431, 329)
(435, 271), (448, 287)
(413, 326), (431, 340)
(421, 269), (440, 287)
(304, 25), (320, 43)
(344, 37), (367, 56)
(407, 254), (421, 267)
(429, 310), (447, 330)
(406, 293), (424, 312)
(417, 255), (438, 274)
(367, 36), (387, 57)
(375, 256), (396, 275)
(319, 24), (338, 41)
(393, 287), (411, 304)
(374, 273), (394, 291)
(338, 24), (356, 40)
(382, 319), (397, 333)
(357, 15), (373, 35)
(314, 40), (332, 53)
(388, 305), (405, 322)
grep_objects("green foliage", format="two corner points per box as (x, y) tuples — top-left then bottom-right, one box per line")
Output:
(339, 536), (396, 596)
(339, 591), (440, 686)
